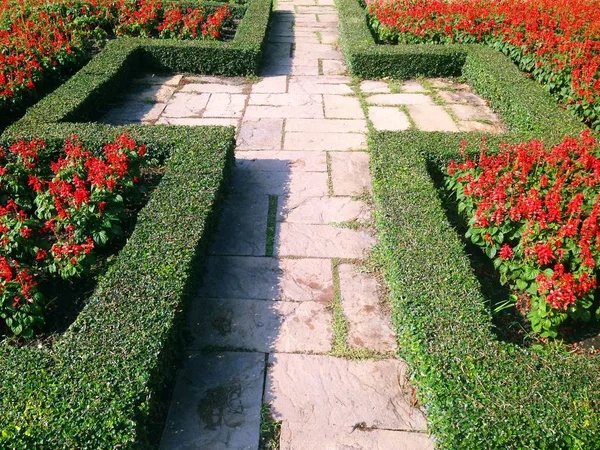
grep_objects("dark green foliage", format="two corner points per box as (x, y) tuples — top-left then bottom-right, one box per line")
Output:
(0, 125), (236, 449)
(370, 130), (600, 449)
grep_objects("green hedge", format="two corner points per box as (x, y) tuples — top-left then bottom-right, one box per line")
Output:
(335, 0), (584, 140)
(4, 0), (271, 134)
(0, 125), (236, 449)
(370, 130), (600, 449)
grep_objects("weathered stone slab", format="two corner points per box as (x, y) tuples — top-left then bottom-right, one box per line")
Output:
(244, 104), (324, 119)
(233, 167), (328, 197)
(338, 264), (396, 352)
(438, 89), (486, 106)
(265, 354), (428, 431)
(401, 79), (427, 93)
(285, 118), (367, 133)
(237, 119), (284, 150)
(458, 120), (505, 134)
(209, 195), (268, 256)
(324, 95), (364, 119)
(156, 117), (239, 127)
(279, 423), (434, 450)
(103, 102), (167, 123)
(448, 103), (499, 122)
(275, 223), (375, 258)
(429, 78), (470, 90)
(288, 79), (352, 95)
(183, 75), (247, 85)
(198, 256), (334, 302)
(321, 59), (346, 75)
(368, 106), (411, 131)
(162, 93), (210, 117)
(236, 151), (327, 172)
(284, 131), (366, 151)
(204, 93), (247, 118)
(261, 63), (319, 76)
(316, 13), (338, 23)
(127, 84), (176, 103)
(360, 80), (390, 94)
(366, 93), (433, 105)
(251, 76), (288, 94)
(160, 352), (264, 450)
(319, 31), (339, 44)
(330, 151), (371, 196)
(180, 83), (248, 94)
(135, 73), (182, 86)
(264, 42), (293, 58)
(291, 75), (351, 84)
(249, 93), (322, 107)
(406, 104), (459, 132)
(186, 298), (333, 353)
(278, 196), (371, 223)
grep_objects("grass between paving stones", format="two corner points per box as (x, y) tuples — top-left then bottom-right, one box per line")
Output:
(370, 130), (600, 448)
(259, 403), (282, 450)
(265, 195), (279, 257)
(0, 125), (236, 448)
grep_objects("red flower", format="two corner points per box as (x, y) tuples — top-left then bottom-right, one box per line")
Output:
(499, 244), (514, 260)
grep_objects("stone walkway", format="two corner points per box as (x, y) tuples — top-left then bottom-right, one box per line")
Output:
(100, 1), (498, 448)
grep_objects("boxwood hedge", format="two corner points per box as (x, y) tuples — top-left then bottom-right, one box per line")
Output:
(370, 130), (600, 449)
(0, 125), (235, 448)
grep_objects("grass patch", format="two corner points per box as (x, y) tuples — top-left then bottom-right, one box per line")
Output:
(265, 195), (279, 257)
(259, 403), (281, 450)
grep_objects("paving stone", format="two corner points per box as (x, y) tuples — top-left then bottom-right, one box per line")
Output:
(448, 103), (499, 122)
(284, 131), (366, 151)
(296, 5), (336, 12)
(366, 93), (433, 105)
(237, 119), (283, 150)
(294, 13), (318, 23)
(244, 104), (324, 119)
(233, 168), (329, 197)
(368, 106), (411, 131)
(180, 83), (248, 94)
(275, 223), (375, 258)
(317, 13), (338, 23)
(249, 93), (322, 107)
(197, 256), (334, 302)
(285, 118), (367, 133)
(160, 352), (264, 450)
(406, 104), (459, 132)
(319, 31), (339, 44)
(321, 59), (346, 75)
(265, 354), (428, 430)
(317, 0), (335, 4)
(279, 423), (434, 450)
(360, 80), (390, 94)
(204, 93), (247, 118)
(458, 120), (505, 134)
(183, 75), (247, 85)
(261, 63), (319, 76)
(186, 298), (333, 353)
(324, 95), (364, 119)
(135, 73), (182, 86)
(429, 78), (470, 90)
(103, 102), (166, 123)
(401, 79), (427, 93)
(236, 151), (327, 172)
(251, 76), (288, 94)
(292, 75), (351, 84)
(437, 89), (486, 106)
(288, 78), (352, 95)
(278, 196), (371, 223)
(209, 195), (268, 256)
(338, 264), (396, 352)
(330, 151), (371, 196)
(126, 84), (176, 103)
(265, 42), (294, 58)
(162, 93), (210, 117)
(295, 48), (343, 60)
(294, 43), (339, 53)
(156, 117), (239, 127)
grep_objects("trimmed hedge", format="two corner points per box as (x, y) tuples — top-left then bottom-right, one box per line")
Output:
(370, 130), (600, 449)
(4, 0), (271, 133)
(0, 125), (236, 448)
(335, 0), (585, 140)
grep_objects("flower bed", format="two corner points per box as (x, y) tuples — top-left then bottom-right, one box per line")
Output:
(366, 0), (600, 130)
(446, 131), (600, 338)
(370, 129), (600, 448)
(0, 125), (235, 447)
(0, 0), (239, 126)
(1, 134), (150, 337)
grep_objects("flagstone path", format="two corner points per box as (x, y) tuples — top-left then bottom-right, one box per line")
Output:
(101, 1), (502, 448)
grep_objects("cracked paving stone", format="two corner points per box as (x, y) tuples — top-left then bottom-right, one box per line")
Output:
(237, 118), (284, 150)
(235, 151), (327, 172)
(330, 151), (372, 196)
(197, 256), (334, 302)
(160, 352), (264, 450)
(278, 196), (371, 224)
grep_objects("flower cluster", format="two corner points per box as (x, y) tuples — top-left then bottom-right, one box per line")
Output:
(0, 134), (147, 337)
(366, 0), (600, 129)
(0, 0), (232, 115)
(447, 131), (600, 337)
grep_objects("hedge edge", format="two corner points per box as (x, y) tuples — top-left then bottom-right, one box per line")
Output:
(335, 0), (584, 140)
(370, 130), (600, 449)
(0, 125), (236, 449)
